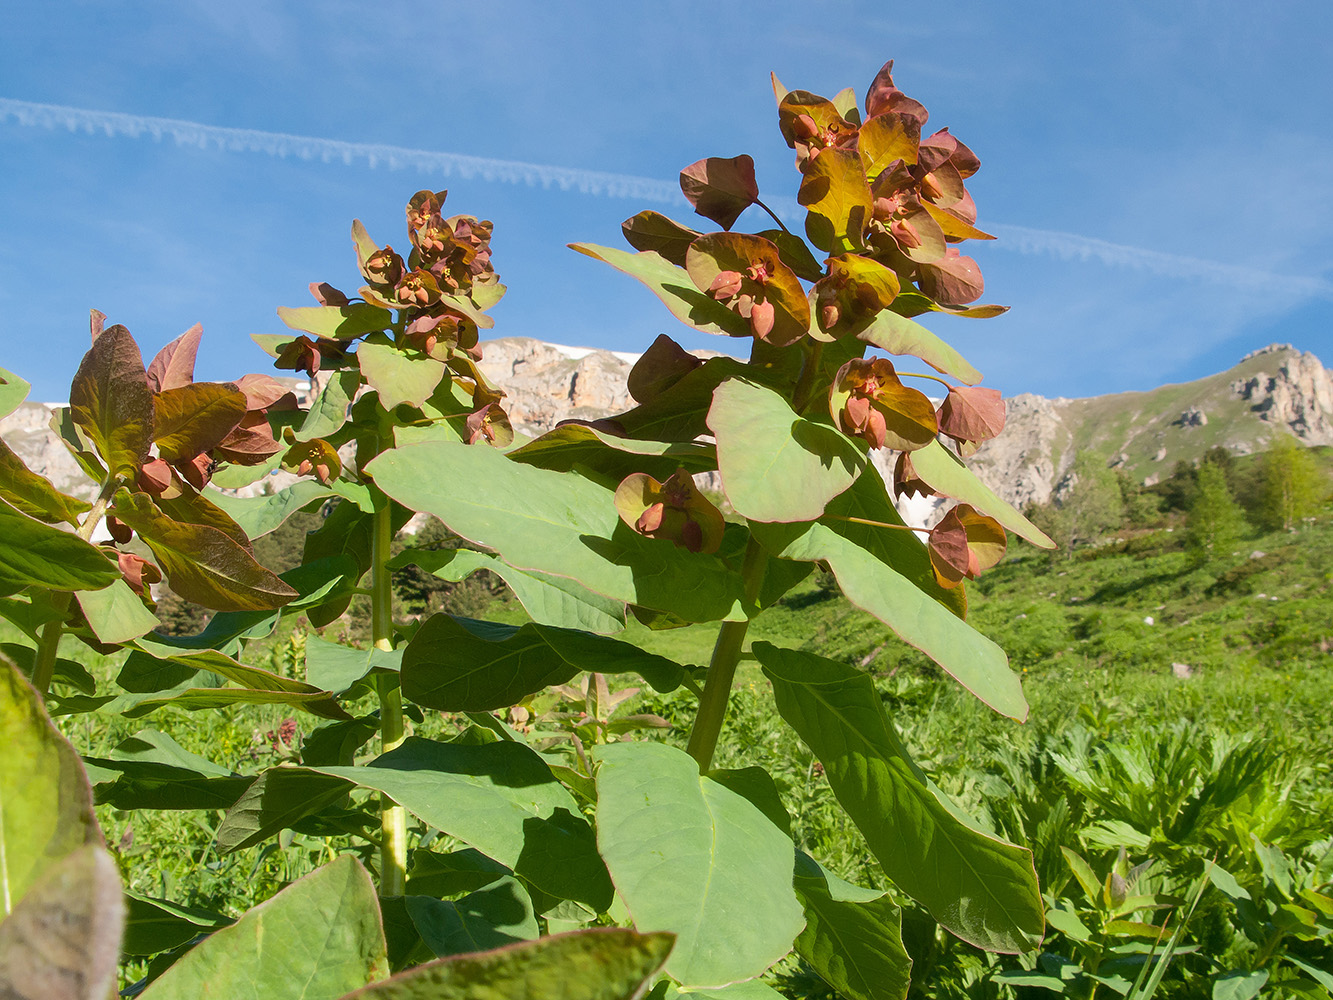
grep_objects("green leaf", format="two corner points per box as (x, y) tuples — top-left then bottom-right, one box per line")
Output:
(406, 849), (512, 899)
(909, 442), (1054, 548)
(138, 855), (389, 1000)
(756, 642), (1044, 952)
(388, 547), (626, 635)
(0, 437), (91, 526)
(706, 766), (792, 836)
(0, 642), (95, 695)
(793, 851), (912, 1000)
(0, 656), (102, 917)
(0, 845), (123, 998)
(799, 148), (872, 254)
(1060, 847), (1102, 904)
(49, 404), (107, 483)
(621, 211), (702, 266)
(208, 480), (372, 541)
(856, 307), (983, 386)
(612, 357), (779, 443)
(122, 892), (232, 956)
(367, 442), (745, 624)
(402, 614), (685, 711)
(570, 244), (751, 338)
(675, 982), (788, 1000)
(304, 635), (403, 695)
(750, 475), (1025, 720)
(220, 738), (614, 910)
(337, 927), (673, 1000)
(276, 303), (393, 340)
(298, 368), (360, 442)
(357, 334), (446, 410)
(1044, 903), (1092, 942)
(68, 324), (154, 481)
(87, 729), (250, 811)
(1284, 954), (1333, 991)
(110, 489), (299, 612)
(112, 644), (351, 720)
(1212, 969), (1269, 1000)
(508, 423), (716, 482)
(406, 877), (539, 957)
(152, 382), (248, 462)
(0, 366), (31, 419)
(0, 496), (119, 596)
(685, 233), (811, 347)
(593, 741), (805, 988)
(707, 379), (863, 522)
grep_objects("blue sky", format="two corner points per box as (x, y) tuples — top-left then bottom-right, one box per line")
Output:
(2, 1), (1331, 403)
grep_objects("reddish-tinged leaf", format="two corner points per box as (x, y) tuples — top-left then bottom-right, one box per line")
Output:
(155, 478), (252, 549)
(282, 436), (342, 485)
(621, 211), (703, 267)
(799, 148), (873, 255)
(864, 60), (929, 123)
(309, 281), (350, 306)
(810, 254), (901, 340)
(829, 357), (939, 452)
(214, 410), (284, 465)
(922, 201), (995, 242)
(232, 373), (297, 411)
(777, 90), (855, 154)
(685, 232), (810, 347)
(929, 504), (1006, 588)
(614, 469), (724, 554)
(117, 551), (162, 596)
(627, 335), (704, 404)
(938, 386), (1005, 444)
(918, 248), (985, 306)
(679, 155), (759, 231)
(68, 324), (154, 482)
(928, 512), (971, 588)
(145, 324), (204, 393)
(895, 450), (934, 499)
(110, 489), (297, 612)
(152, 382), (248, 462)
(858, 112), (921, 178)
(89, 309), (106, 342)
(276, 303), (393, 341)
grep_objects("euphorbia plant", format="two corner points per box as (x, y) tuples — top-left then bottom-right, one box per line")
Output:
(0, 58), (1060, 1000)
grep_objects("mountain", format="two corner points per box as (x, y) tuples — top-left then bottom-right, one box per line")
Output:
(968, 343), (1333, 509)
(5, 340), (1330, 516)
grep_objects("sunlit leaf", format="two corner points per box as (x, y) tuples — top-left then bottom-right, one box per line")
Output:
(357, 334), (446, 410)
(0, 496), (119, 596)
(138, 856), (389, 1000)
(594, 741), (804, 988)
(680, 154), (759, 231)
(68, 324), (154, 481)
(145, 323), (203, 393)
(337, 928), (673, 1000)
(857, 112), (920, 178)
(685, 232), (810, 346)
(0, 656), (103, 916)
(0, 437), (90, 526)
(276, 303), (393, 340)
(0, 845), (123, 1000)
(109, 489), (299, 611)
(707, 379), (863, 522)
(621, 212), (703, 267)
(908, 441), (1054, 548)
(569, 244), (751, 338)
(74, 579), (161, 644)
(151, 382), (248, 462)
(757, 642), (1043, 952)
(799, 148), (872, 255)
(0, 366), (32, 420)
(855, 309), (983, 385)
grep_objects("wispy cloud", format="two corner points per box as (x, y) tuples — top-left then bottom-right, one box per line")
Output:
(5, 96), (1331, 303)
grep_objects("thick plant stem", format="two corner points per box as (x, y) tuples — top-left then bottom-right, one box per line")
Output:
(370, 485), (407, 896)
(685, 538), (767, 772)
(32, 477), (117, 698)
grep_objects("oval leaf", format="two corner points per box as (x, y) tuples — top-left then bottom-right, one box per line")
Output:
(68, 324), (153, 481)
(594, 741), (805, 988)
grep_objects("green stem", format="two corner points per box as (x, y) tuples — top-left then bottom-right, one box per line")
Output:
(31, 477), (118, 698)
(753, 199), (793, 236)
(791, 340), (825, 415)
(370, 479), (408, 896)
(899, 370), (955, 390)
(685, 538), (767, 771)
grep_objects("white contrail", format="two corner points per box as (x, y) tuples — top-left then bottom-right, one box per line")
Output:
(0, 96), (683, 204)
(3, 96), (1330, 300)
